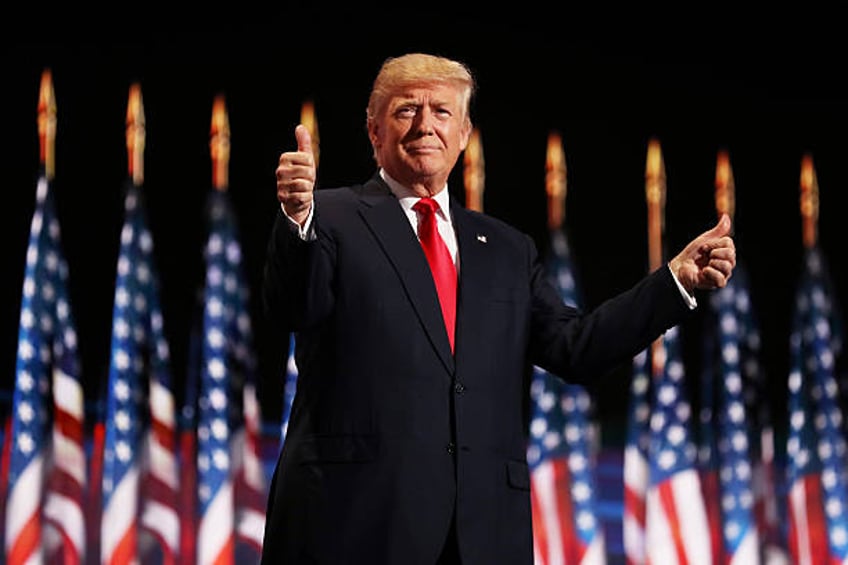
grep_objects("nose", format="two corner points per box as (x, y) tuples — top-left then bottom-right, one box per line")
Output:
(414, 107), (435, 136)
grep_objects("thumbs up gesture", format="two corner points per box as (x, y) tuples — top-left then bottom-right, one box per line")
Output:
(668, 213), (736, 294)
(276, 124), (316, 226)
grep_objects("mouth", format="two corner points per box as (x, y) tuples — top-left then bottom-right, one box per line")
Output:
(406, 146), (440, 155)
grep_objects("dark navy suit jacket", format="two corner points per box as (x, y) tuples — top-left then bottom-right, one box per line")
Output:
(260, 174), (691, 564)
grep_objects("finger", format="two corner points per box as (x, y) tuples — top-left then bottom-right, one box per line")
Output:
(277, 177), (314, 197)
(708, 246), (736, 264)
(708, 257), (735, 277)
(699, 237), (735, 257)
(295, 124), (313, 155)
(277, 159), (316, 182)
(700, 266), (730, 289)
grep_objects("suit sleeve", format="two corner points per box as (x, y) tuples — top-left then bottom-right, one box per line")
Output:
(262, 207), (335, 333)
(527, 234), (693, 385)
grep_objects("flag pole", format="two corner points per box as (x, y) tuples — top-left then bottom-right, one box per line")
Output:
(300, 99), (320, 172)
(645, 138), (667, 376)
(211, 94), (230, 192)
(545, 131), (566, 231)
(463, 127), (484, 212)
(38, 68), (57, 180)
(126, 83), (145, 187)
(800, 153), (819, 249)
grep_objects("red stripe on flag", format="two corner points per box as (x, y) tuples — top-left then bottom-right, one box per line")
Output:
(530, 476), (550, 565)
(657, 480), (689, 565)
(87, 421), (106, 565)
(212, 535), (236, 565)
(788, 474), (829, 565)
(699, 470), (722, 564)
(623, 485), (646, 531)
(553, 460), (581, 565)
(179, 430), (196, 565)
(53, 406), (84, 443)
(151, 419), (176, 451)
(7, 511), (41, 565)
(107, 524), (138, 565)
(46, 467), (84, 500)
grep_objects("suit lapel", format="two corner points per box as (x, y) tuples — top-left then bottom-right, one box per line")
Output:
(452, 204), (491, 359)
(359, 177), (455, 375)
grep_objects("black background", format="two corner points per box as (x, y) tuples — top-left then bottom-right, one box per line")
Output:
(2, 6), (846, 445)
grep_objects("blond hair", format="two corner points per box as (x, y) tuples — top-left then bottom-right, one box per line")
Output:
(366, 53), (476, 125)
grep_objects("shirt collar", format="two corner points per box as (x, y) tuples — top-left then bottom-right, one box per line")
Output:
(380, 169), (451, 221)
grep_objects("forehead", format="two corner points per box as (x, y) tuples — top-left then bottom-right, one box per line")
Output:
(388, 82), (462, 105)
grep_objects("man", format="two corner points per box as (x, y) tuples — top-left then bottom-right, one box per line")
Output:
(261, 52), (735, 564)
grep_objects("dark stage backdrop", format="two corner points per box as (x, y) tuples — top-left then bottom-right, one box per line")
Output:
(2, 8), (846, 446)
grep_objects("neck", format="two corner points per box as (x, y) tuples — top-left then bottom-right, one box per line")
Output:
(381, 169), (448, 199)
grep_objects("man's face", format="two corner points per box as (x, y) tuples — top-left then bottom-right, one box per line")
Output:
(369, 81), (471, 193)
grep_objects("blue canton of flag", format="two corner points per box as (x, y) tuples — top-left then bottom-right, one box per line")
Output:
(786, 246), (848, 563)
(6, 174), (86, 564)
(527, 229), (605, 565)
(100, 182), (179, 564)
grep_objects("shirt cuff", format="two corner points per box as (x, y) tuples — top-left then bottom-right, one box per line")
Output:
(669, 264), (697, 309)
(281, 202), (316, 241)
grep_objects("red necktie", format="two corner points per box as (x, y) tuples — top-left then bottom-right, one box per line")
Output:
(413, 197), (457, 352)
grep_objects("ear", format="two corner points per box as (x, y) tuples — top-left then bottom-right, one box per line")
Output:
(367, 117), (380, 148)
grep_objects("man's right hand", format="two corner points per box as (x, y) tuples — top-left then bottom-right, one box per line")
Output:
(276, 124), (316, 227)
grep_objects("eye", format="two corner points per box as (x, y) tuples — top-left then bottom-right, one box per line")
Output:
(395, 105), (417, 118)
(435, 107), (452, 119)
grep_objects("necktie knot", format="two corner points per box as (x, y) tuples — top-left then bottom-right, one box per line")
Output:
(413, 196), (439, 216)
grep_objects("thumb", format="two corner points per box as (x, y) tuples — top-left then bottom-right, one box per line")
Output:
(706, 213), (731, 238)
(295, 124), (313, 154)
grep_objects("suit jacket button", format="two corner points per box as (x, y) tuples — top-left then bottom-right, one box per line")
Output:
(454, 382), (466, 394)
(446, 442), (456, 455)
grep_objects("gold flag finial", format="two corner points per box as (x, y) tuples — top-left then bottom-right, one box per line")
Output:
(645, 137), (666, 272)
(300, 99), (320, 171)
(463, 127), (485, 212)
(38, 68), (57, 180)
(210, 94), (231, 192)
(545, 130), (567, 230)
(126, 83), (145, 186)
(715, 149), (736, 222)
(800, 153), (819, 249)
(645, 137), (668, 379)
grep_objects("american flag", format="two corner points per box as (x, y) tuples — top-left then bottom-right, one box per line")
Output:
(731, 265), (788, 565)
(527, 229), (606, 565)
(786, 246), (848, 565)
(644, 325), (712, 564)
(623, 347), (651, 565)
(100, 182), (180, 564)
(696, 301), (723, 562)
(196, 190), (266, 564)
(700, 272), (762, 563)
(6, 174), (86, 564)
(179, 295), (202, 565)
